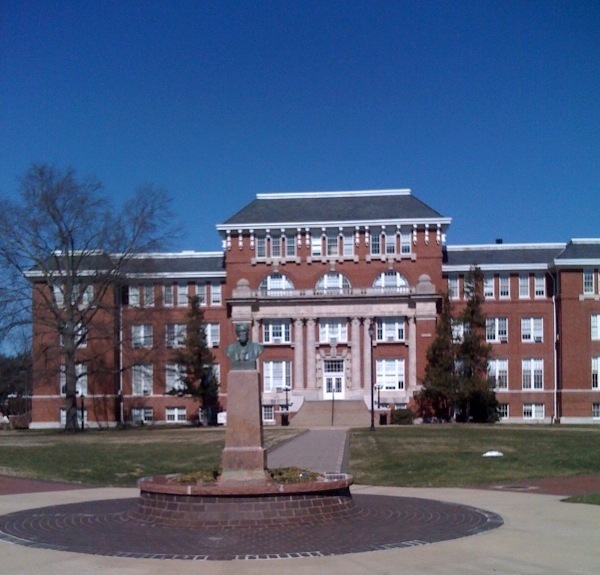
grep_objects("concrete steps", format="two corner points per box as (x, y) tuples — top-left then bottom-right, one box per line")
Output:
(290, 400), (370, 428)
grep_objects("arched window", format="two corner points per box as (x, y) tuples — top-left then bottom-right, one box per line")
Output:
(373, 271), (409, 292)
(259, 273), (294, 295)
(315, 272), (351, 295)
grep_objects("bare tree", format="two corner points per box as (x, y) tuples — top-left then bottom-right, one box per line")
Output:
(0, 164), (178, 430)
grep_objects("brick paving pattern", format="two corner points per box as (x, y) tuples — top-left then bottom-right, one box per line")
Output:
(0, 495), (502, 560)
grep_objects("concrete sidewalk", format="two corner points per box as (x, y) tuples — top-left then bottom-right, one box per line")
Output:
(0, 484), (598, 574)
(267, 428), (349, 473)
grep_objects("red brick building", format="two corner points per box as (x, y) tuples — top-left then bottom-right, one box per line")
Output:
(27, 190), (600, 427)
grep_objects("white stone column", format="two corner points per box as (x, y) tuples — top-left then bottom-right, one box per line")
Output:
(251, 319), (260, 343)
(351, 317), (361, 390)
(408, 315), (417, 391)
(306, 318), (317, 391)
(293, 319), (304, 390)
(363, 318), (374, 391)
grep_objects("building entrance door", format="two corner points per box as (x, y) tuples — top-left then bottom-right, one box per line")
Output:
(323, 359), (345, 400)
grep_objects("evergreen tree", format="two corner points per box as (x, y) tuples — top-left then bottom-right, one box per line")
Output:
(171, 295), (220, 425)
(455, 266), (498, 422)
(417, 292), (458, 421)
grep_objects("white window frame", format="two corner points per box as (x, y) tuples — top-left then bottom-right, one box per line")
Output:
(373, 271), (408, 292)
(592, 314), (600, 341)
(448, 275), (459, 300)
(165, 323), (187, 348)
(523, 403), (544, 420)
(400, 230), (411, 254)
(132, 364), (153, 396)
(195, 283), (207, 306)
(132, 324), (153, 348)
(593, 403), (600, 420)
(583, 269), (595, 294)
(385, 232), (396, 255)
(521, 317), (543, 342)
(259, 273), (294, 294)
(483, 275), (494, 299)
(315, 273), (351, 294)
(370, 232), (382, 255)
(177, 283), (188, 307)
(52, 284), (65, 308)
(256, 236), (266, 259)
(375, 359), (405, 390)
(206, 323), (220, 348)
(263, 360), (292, 392)
(522, 359), (544, 390)
(376, 317), (405, 342)
(452, 321), (469, 342)
(519, 274), (530, 299)
(131, 407), (153, 424)
(163, 284), (174, 307)
(592, 357), (599, 389)
(342, 233), (354, 257)
(210, 283), (222, 306)
(326, 234), (339, 256)
(319, 319), (348, 343)
(129, 285), (140, 307)
(262, 405), (275, 423)
(499, 274), (510, 299)
(534, 274), (546, 298)
(270, 235), (282, 258)
(311, 235), (323, 257)
(488, 358), (508, 390)
(143, 285), (155, 307)
(72, 284), (94, 308)
(166, 406), (187, 423)
(486, 317), (508, 343)
(497, 403), (509, 419)
(60, 363), (88, 396)
(262, 320), (291, 344)
(165, 363), (187, 393)
(285, 235), (296, 257)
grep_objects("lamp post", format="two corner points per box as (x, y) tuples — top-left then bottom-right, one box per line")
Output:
(368, 320), (376, 431)
(80, 393), (85, 431)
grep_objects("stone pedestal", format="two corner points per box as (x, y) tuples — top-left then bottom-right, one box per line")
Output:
(220, 369), (266, 481)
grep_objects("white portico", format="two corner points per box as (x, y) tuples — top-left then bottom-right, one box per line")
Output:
(229, 275), (438, 407)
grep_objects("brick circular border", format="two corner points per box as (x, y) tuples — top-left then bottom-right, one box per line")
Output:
(0, 495), (502, 560)
(136, 473), (355, 526)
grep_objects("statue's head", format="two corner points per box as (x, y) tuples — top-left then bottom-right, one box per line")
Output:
(235, 322), (250, 344)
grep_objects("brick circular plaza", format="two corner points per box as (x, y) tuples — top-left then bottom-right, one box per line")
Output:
(0, 494), (502, 560)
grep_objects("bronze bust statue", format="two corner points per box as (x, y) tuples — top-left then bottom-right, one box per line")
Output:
(226, 322), (264, 369)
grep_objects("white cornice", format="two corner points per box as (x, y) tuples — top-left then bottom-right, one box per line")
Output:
(446, 243), (565, 251)
(443, 263), (550, 272)
(256, 188), (412, 200)
(217, 217), (452, 232)
(555, 259), (600, 267)
(122, 251), (224, 259)
(125, 272), (227, 279)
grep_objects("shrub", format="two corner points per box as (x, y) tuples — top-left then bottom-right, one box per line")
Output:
(390, 408), (416, 425)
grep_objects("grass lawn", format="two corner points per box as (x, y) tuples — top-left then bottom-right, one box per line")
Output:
(0, 427), (299, 487)
(0, 424), (599, 491)
(349, 424), (600, 488)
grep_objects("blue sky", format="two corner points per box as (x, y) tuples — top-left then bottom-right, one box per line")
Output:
(1, 1), (598, 252)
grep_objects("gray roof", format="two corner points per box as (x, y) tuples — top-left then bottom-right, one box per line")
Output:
(555, 240), (600, 264)
(443, 244), (565, 271)
(26, 252), (226, 280)
(219, 190), (448, 229)
(120, 253), (225, 278)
